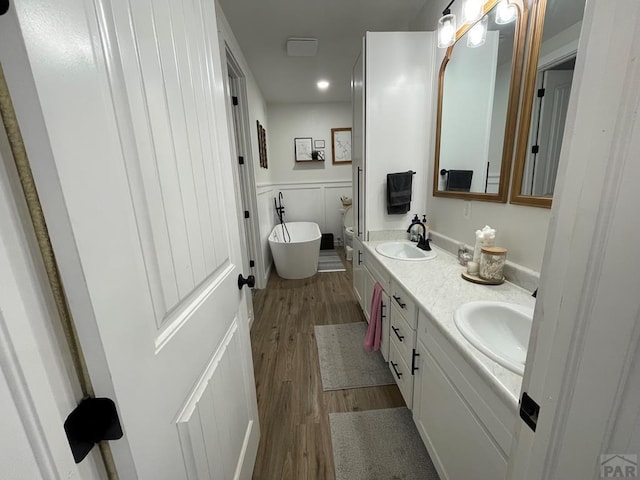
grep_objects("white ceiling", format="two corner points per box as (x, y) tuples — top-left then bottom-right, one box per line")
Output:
(218, 0), (427, 104)
(543, 0), (586, 39)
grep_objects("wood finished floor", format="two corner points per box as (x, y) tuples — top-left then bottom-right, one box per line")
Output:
(250, 248), (405, 480)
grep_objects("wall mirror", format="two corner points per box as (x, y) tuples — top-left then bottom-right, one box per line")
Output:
(510, 0), (586, 208)
(434, 0), (527, 202)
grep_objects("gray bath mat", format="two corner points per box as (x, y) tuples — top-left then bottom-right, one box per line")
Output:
(330, 407), (440, 480)
(318, 249), (346, 272)
(314, 322), (394, 391)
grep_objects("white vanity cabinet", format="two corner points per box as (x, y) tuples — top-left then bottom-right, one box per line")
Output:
(412, 310), (515, 480)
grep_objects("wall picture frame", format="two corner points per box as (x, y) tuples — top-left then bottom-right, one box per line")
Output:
(314, 139), (325, 149)
(294, 137), (314, 162)
(256, 120), (268, 168)
(331, 128), (352, 164)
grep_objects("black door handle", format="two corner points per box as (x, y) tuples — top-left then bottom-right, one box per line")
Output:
(238, 274), (255, 290)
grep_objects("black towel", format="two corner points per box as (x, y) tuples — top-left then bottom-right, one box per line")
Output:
(446, 170), (473, 192)
(387, 172), (413, 214)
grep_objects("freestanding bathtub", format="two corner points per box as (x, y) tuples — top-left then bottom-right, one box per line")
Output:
(269, 222), (321, 279)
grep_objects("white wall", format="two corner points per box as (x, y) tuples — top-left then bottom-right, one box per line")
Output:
(257, 102), (353, 277)
(266, 102), (353, 183)
(538, 21), (582, 68)
(216, 3), (272, 186)
(410, 0), (552, 272)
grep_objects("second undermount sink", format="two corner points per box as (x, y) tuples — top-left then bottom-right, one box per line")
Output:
(454, 301), (534, 375)
(375, 241), (437, 261)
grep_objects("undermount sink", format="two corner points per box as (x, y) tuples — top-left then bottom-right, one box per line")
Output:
(454, 301), (534, 375)
(375, 242), (437, 261)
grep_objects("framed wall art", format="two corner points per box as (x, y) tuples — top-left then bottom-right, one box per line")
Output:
(294, 137), (313, 162)
(331, 128), (352, 164)
(256, 120), (268, 168)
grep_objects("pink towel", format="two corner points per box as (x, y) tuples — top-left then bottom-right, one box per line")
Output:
(364, 282), (384, 352)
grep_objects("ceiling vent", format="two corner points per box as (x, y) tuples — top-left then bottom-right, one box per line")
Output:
(286, 38), (318, 57)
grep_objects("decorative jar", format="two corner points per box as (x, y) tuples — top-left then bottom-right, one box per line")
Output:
(479, 246), (507, 281)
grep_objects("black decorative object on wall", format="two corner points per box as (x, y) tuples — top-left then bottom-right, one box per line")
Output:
(256, 120), (268, 168)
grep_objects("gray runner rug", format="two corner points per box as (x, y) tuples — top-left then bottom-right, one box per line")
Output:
(315, 322), (393, 391)
(318, 249), (346, 272)
(330, 407), (440, 480)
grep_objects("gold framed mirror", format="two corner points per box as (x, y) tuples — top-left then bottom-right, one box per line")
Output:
(510, 0), (586, 208)
(433, 0), (527, 203)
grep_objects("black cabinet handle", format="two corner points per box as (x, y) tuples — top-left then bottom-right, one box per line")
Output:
(391, 326), (404, 341)
(391, 361), (403, 379)
(411, 349), (420, 375)
(358, 251), (363, 265)
(393, 295), (406, 308)
(380, 302), (386, 319)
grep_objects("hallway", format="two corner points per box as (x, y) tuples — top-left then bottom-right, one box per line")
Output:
(250, 250), (404, 479)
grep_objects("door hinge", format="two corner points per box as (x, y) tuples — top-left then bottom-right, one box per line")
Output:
(64, 397), (123, 463)
(244, 210), (250, 219)
(232, 96), (239, 106)
(537, 88), (545, 98)
(519, 392), (540, 432)
(531, 145), (540, 154)
(249, 260), (255, 268)
(238, 156), (244, 165)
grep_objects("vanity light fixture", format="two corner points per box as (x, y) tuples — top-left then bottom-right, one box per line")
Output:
(317, 80), (330, 90)
(467, 15), (488, 48)
(437, 0), (457, 48)
(462, 0), (484, 23)
(495, 0), (517, 24)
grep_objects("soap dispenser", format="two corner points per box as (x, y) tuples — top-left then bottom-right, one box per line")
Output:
(408, 214), (421, 242)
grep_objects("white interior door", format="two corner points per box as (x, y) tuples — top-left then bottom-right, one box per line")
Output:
(531, 69), (574, 197)
(0, 0), (259, 478)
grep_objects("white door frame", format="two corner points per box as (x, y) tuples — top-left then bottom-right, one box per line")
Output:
(0, 105), (104, 479)
(223, 46), (265, 292)
(508, 0), (640, 478)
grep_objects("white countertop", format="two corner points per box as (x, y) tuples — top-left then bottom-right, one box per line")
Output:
(364, 240), (536, 410)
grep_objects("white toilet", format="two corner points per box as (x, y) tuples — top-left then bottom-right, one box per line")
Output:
(343, 206), (354, 260)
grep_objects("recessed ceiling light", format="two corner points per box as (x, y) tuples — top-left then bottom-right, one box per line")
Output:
(317, 80), (330, 90)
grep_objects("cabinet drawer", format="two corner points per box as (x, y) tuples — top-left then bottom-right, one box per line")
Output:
(390, 303), (416, 367)
(390, 279), (417, 328)
(389, 342), (413, 409)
